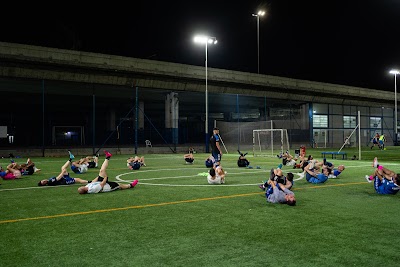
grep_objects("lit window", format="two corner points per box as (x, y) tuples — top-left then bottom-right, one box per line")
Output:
(313, 115), (328, 128)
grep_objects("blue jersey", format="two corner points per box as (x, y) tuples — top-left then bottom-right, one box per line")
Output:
(308, 173), (328, 184)
(333, 169), (341, 177)
(374, 177), (400, 195)
(205, 159), (214, 167)
(129, 162), (141, 170)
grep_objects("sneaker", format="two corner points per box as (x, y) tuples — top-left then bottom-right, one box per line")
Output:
(259, 184), (266, 191)
(104, 150), (112, 159)
(277, 164), (283, 169)
(365, 175), (373, 183)
(130, 179), (139, 188)
(68, 150), (75, 160)
(373, 157), (379, 168)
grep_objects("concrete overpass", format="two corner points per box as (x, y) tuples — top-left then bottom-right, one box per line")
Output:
(0, 41), (394, 108)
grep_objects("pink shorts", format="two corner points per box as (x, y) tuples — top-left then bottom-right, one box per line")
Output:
(3, 172), (16, 180)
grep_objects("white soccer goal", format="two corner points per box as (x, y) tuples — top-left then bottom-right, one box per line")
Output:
(313, 129), (358, 149)
(253, 129), (290, 157)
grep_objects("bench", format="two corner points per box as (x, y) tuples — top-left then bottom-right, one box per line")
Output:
(321, 151), (347, 160)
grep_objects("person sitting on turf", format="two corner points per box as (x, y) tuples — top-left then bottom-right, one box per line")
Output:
(205, 155), (215, 168)
(304, 162), (329, 184)
(38, 157), (88, 186)
(127, 155), (146, 170)
(259, 168), (294, 191)
(364, 157), (400, 195)
(207, 163), (226, 185)
(237, 150), (250, 167)
(78, 151), (138, 194)
(184, 153), (194, 164)
(265, 179), (296, 206)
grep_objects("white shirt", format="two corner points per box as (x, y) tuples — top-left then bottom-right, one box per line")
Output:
(87, 182), (102, 194)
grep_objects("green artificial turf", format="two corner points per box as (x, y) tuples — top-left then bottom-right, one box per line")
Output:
(0, 146), (399, 266)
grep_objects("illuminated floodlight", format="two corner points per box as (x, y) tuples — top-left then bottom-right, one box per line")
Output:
(390, 69), (400, 75)
(258, 10), (265, 16)
(194, 35), (217, 45)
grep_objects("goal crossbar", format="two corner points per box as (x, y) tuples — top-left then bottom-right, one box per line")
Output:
(253, 129), (290, 157)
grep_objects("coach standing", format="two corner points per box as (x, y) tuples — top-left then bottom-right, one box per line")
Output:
(210, 127), (222, 163)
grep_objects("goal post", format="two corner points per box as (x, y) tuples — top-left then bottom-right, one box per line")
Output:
(253, 129), (290, 157)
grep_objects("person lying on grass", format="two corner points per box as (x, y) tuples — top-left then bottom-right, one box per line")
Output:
(265, 179), (296, 206)
(259, 168), (294, 191)
(207, 163), (226, 185)
(78, 151), (138, 194)
(304, 161), (329, 184)
(38, 158), (88, 186)
(365, 157), (400, 195)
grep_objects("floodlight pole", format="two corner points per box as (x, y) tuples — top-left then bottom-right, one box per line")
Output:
(390, 69), (399, 145)
(205, 41), (209, 153)
(194, 35), (217, 153)
(252, 10), (265, 74)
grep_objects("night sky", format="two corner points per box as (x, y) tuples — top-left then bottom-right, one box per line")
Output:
(1, 0), (399, 91)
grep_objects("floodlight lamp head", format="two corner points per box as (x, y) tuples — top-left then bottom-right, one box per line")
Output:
(194, 36), (217, 45)
(390, 69), (400, 75)
(258, 10), (265, 16)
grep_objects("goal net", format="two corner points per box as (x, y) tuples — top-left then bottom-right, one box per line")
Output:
(312, 129), (358, 148)
(253, 129), (290, 157)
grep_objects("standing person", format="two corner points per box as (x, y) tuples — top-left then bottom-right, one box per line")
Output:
(379, 134), (386, 150)
(265, 179), (296, 206)
(210, 127), (222, 163)
(370, 133), (380, 149)
(78, 151), (138, 194)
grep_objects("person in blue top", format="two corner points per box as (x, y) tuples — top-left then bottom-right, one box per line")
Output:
(209, 127), (222, 163)
(38, 157), (88, 186)
(365, 158), (400, 195)
(329, 165), (345, 178)
(205, 155), (215, 168)
(304, 163), (329, 184)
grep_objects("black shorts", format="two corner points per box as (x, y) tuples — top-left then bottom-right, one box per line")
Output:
(88, 162), (96, 168)
(185, 158), (194, 163)
(97, 176), (119, 190)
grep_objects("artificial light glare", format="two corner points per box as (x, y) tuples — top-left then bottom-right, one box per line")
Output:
(390, 69), (400, 75)
(258, 10), (265, 16)
(194, 35), (217, 45)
